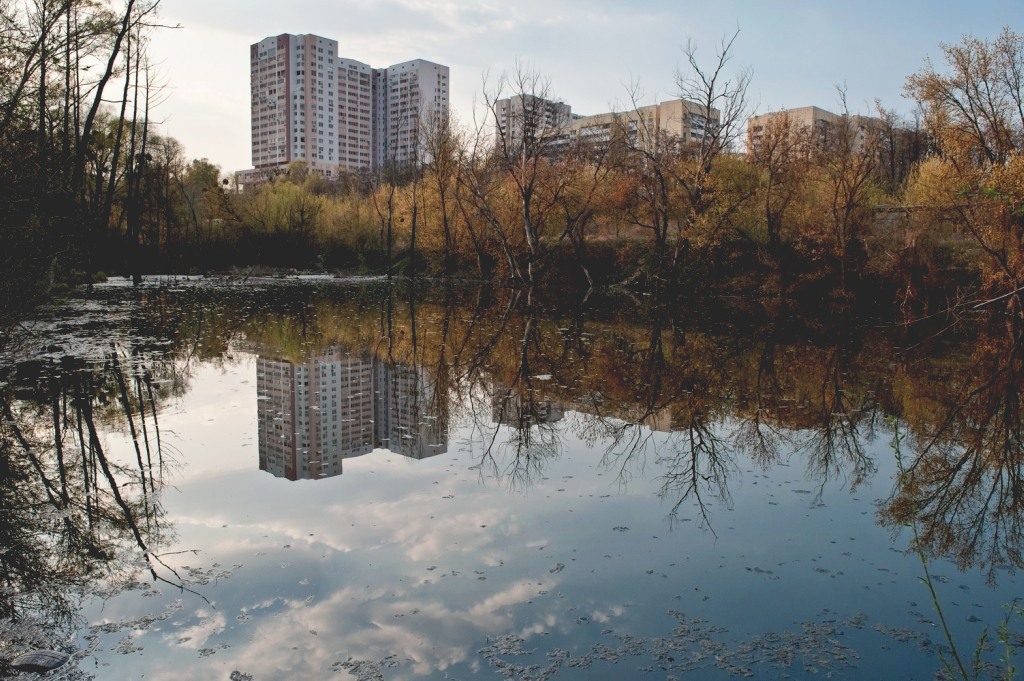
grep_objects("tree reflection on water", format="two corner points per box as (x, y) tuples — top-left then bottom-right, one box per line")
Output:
(1, 279), (1023, 675)
(880, 320), (1024, 582)
(0, 350), (186, 676)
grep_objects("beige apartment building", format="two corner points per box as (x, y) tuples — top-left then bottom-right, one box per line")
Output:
(494, 94), (576, 153)
(557, 99), (720, 152)
(494, 95), (721, 156)
(747, 106), (882, 154)
(243, 34), (449, 185)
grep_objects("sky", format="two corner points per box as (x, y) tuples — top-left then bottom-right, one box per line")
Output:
(146, 0), (1022, 173)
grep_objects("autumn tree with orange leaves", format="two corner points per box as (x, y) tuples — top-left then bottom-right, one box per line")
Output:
(904, 27), (1024, 307)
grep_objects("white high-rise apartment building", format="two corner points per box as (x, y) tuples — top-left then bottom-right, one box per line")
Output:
(336, 57), (374, 172)
(373, 59), (450, 168)
(250, 34), (345, 177)
(247, 34), (448, 182)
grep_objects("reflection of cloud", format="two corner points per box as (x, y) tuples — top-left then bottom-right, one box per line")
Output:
(140, 566), (566, 680)
(589, 606), (625, 624)
(388, 504), (510, 561)
(519, 613), (559, 638)
(171, 514), (356, 555)
(237, 573), (563, 678)
(194, 496), (510, 562)
(468, 580), (549, 621)
(133, 431), (629, 678)
(162, 608), (226, 650)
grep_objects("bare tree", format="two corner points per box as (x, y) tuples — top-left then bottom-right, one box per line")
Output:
(615, 29), (753, 283)
(816, 88), (883, 288)
(421, 109), (465, 274)
(673, 29), (753, 257)
(748, 109), (809, 253)
(477, 63), (577, 285)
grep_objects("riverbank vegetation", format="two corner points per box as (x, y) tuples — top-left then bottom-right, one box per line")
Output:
(2, 9), (1022, 320)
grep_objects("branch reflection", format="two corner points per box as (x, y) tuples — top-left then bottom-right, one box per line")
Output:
(6, 277), (1024, 673)
(881, 322), (1024, 581)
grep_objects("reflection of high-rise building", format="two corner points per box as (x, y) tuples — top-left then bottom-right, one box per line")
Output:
(257, 358), (299, 479)
(257, 349), (447, 480)
(258, 349), (376, 480)
(377, 362), (447, 459)
(492, 388), (565, 428)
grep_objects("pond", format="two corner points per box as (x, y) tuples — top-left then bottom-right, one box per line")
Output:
(0, 277), (1021, 680)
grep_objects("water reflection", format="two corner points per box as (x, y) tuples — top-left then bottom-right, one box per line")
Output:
(228, 281), (1024, 573)
(1, 279), (1023, 678)
(0, 347), (194, 676)
(256, 349), (447, 480)
(879, 323), (1024, 582)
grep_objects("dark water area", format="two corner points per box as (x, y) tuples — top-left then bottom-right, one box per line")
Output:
(0, 276), (1021, 680)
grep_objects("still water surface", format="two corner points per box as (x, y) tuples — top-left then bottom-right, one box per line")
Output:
(1, 277), (1021, 679)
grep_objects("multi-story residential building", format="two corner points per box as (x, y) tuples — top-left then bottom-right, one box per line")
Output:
(494, 95), (721, 157)
(374, 59), (450, 168)
(746, 106), (839, 152)
(243, 34), (449, 186)
(250, 34), (342, 177)
(493, 94), (575, 154)
(336, 57), (375, 171)
(746, 106), (883, 155)
(555, 99), (721, 153)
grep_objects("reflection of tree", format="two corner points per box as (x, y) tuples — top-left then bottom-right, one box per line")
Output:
(0, 348), (192, 672)
(66, 280), (1024, 580)
(469, 297), (565, 491)
(656, 411), (735, 531)
(883, 326), (1024, 580)
(586, 308), (741, 531)
(482, 387), (562, 491)
(733, 336), (790, 468)
(23, 275), (1024, 673)
(800, 345), (879, 504)
(378, 285), (450, 461)
(223, 283), (897, 524)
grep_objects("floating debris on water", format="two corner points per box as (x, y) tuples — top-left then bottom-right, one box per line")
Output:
(9, 650), (72, 673)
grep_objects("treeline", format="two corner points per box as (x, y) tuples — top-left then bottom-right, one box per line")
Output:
(3, 14), (1023, 317)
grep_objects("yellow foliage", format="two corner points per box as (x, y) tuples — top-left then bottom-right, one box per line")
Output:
(903, 157), (965, 208)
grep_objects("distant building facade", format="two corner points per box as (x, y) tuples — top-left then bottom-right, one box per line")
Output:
(747, 106), (883, 155)
(494, 94), (575, 153)
(242, 33), (449, 186)
(494, 95), (721, 156)
(555, 99), (720, 153)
